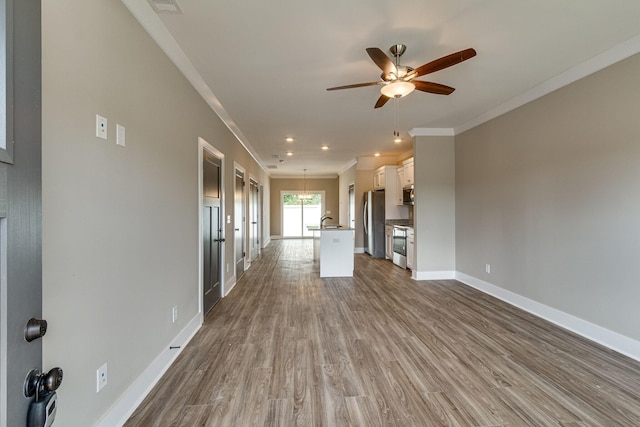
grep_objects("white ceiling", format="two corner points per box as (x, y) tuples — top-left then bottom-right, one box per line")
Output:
(124, 0), (640, 177)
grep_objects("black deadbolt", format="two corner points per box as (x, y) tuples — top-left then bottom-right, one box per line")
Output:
(24, 318), (48, 342)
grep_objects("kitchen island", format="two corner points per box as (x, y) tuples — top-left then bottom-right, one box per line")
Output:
(309, 226), (355, 277)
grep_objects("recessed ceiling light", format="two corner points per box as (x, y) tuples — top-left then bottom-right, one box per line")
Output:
(374, 153), (380, 157)
(286, 152), (293, 156)
(285, 137), (294, 142)
(321, 145), (329, 151)
(394, 137), (402, 143)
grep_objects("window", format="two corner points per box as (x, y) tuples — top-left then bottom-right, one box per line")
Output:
(281, 191), (324, 238)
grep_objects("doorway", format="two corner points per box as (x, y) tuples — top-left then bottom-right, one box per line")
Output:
(234, 167), (245, 278)
(281, 191), (325, 238)
(202, 150), (222, 315)
(248, 178), (259, 262)
(348, 184), (356, 230)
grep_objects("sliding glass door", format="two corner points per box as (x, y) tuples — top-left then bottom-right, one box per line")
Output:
(282, 191), (324, 238)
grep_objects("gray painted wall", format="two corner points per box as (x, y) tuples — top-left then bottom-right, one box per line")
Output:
(338, 164), (356, 228)
(456, 52), (640, 342)
(269, 177), (339, 236)
(42, 1), (267, 425)
(414, 136), (456, 273)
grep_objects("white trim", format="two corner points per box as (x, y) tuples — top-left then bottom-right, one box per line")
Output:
(224, 275), (237, 296)
(338, 158), (358, 175)
(354, 247), (365, 254)
(455, 272), (640, 363)
(95, 313), (201, 427)
(409, 128), (455, 137)
(120, 0), (268, 175)
(262, 236), (272, 247)
(411, 270), (456, 280)
(408, 35), (640, 137)
(198, 138), (226, 315)
(270, 235), (283, 240)
(233, 162), (247, 278)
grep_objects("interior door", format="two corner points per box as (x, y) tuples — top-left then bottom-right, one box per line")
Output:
(249, 179), (259, 262)
(202, 151), (221, 315)
(348, 184), (355, 229)
(1, 1), (43, 425)
(234, 169), (245, 279)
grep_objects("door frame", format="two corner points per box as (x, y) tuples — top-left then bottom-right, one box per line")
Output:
(198, 137), (225, 321)
(247, 175), (260, 264)
(233, 162), (246, 280)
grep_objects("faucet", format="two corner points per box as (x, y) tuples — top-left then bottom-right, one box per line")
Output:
(320, 215), (333, 228)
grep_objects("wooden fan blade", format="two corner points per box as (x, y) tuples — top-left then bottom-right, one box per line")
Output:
(413, 48), (477, 78)
(326, 81), (382, 91)
(366, 47), (397, 77)
(374, 95), (390, 109)
(413, 81), (455, 95)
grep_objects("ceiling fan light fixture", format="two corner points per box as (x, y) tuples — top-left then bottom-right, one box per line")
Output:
(380, 81), (415, 99)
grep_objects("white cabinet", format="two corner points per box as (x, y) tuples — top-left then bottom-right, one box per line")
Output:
(407, 227), (415, 270)
(373, 165), (408, 219)
(385, 225), (394, 260)
(320, 229), (355, 277)
(373, 167), (385, 190)
(395, 167), (404, 205)
(401, 157), (414, 186)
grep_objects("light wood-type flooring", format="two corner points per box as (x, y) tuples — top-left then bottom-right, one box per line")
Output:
(126, 239), (640, 426)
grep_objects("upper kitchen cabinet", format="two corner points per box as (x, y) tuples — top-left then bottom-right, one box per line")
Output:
(401, 157), (414, 187)
(373, 167), (385, 190)
(373, 165), (408, 220)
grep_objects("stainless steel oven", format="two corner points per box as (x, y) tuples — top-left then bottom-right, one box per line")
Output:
(392, 225), (407, 269)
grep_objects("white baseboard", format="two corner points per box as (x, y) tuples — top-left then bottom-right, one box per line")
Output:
(224, 275), (237, 296)
(270, 235), (282, 240)
(354, 247), (365, 254)
(262, 236), (271, 247)
(412, 270), (456, 280)
(455, 272), (640, 363)
(95, 313), (202, 427)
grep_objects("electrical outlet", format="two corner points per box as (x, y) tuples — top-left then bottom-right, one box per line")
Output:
(172, 306), (178, 323)
(96, 363), (108, 392)
(485, 264), (491, 274)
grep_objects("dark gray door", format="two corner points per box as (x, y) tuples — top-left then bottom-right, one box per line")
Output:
(248, 179), (259, 262)
(1, 1), (43, 425)
(202, 151), (221, 315)
(234, 169), (244, 278)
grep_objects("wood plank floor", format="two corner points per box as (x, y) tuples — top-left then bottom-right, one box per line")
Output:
(126, 239), (640, 426)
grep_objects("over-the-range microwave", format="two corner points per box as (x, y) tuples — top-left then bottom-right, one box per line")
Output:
(402, 185), (414, 205)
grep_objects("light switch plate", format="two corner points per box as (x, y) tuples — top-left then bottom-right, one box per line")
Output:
(116, 124), (125, 147)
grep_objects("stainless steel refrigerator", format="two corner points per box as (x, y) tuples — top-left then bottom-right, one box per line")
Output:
(363, 190), (385, 258)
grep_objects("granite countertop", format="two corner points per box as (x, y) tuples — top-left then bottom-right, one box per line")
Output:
(385, 219), (413, 227)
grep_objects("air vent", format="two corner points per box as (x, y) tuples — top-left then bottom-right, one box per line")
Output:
(267, 165), (278, 169)
(148, 0), (183, 14)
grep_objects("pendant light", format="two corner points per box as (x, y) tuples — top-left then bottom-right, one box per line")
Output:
(300, 168), (311, 200)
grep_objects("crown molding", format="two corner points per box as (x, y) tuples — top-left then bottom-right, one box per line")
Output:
(121, 0), (269, 174)
(408, 128), (455, 137)
(409, 34), (640, 138)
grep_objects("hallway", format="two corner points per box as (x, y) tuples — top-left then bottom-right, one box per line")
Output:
(126, 239), (640, 426)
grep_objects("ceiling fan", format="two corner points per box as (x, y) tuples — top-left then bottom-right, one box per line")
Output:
(327, 44), (477, 108)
